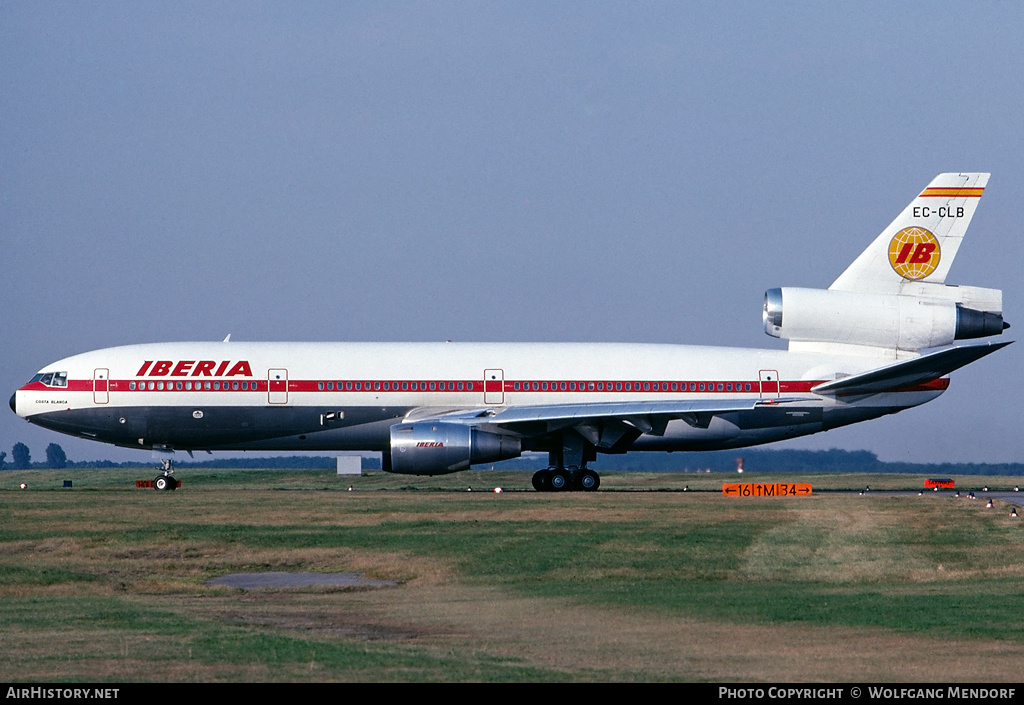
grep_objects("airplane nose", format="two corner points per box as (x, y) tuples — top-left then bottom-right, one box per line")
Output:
(9, 392), (16, 415)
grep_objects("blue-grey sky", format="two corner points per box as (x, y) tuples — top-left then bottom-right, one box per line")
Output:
(2, 2), (1021, 464)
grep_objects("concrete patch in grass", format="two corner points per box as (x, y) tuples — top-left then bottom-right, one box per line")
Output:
(207, 572), (397, 590)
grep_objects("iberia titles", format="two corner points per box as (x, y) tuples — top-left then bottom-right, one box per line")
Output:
(135, 360), (254, 377)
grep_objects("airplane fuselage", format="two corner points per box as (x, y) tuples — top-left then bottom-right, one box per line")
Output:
(11, 340), (943, 455)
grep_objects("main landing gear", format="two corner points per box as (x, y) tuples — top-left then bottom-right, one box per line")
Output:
(153, 458), (178, 491)
(531, 466), (600, 492)
(531, 436), (600, 491)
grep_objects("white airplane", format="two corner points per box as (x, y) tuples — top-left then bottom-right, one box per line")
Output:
(10, 173), (1010, 491)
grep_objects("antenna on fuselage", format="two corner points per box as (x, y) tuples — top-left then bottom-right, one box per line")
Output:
(223, 334), (231, 342)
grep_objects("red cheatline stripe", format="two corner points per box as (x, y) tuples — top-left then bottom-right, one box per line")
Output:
(919, 187), (984, 197)
(22, 377), (950, 393)
(24, 377), (839, 395)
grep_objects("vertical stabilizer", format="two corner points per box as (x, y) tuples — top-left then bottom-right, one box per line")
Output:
(829, 173), (989, 293)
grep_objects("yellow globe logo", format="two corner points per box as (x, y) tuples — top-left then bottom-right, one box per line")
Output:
(888, 227), (940, 280)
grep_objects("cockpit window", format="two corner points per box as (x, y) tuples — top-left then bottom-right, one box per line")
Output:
(32, 372), (68, 388)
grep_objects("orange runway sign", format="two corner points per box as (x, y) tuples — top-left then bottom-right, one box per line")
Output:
(722, 483), (812, 497)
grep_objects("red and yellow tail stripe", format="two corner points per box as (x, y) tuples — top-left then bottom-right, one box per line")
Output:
(919, 187), (984, 198)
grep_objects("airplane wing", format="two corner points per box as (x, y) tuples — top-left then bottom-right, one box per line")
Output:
(811, 341), (1011, 396)
(423, 397), (817, 449)
(407, 343), (1011, 447)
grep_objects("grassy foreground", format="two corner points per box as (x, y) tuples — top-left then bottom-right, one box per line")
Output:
(1, 468), (1023, 682)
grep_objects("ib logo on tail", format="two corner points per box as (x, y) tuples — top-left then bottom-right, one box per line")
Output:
(888, 227), (940, 280)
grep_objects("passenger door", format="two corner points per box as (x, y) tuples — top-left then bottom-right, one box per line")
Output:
(93, 368), (109, 404)
(484, 369), (504, 405)
(268, 369), (288, 404)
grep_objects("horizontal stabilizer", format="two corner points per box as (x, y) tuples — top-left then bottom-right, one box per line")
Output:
(811, 341), (1011, 396)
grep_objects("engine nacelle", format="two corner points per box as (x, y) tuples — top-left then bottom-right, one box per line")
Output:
(386, 422), (522, 476)
(763, 287), (1006, 351)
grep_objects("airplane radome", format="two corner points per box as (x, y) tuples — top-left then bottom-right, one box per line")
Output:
(11, 173), (1011, 491)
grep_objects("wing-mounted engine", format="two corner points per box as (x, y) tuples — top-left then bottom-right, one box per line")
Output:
(386, 422), (522, 476)
(763, 286), (1007, 352)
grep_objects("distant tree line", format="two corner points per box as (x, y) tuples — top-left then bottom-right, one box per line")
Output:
(1, 443), (1022, 475)
(0, 445), (381, 470)
(0, 442), (69, 469)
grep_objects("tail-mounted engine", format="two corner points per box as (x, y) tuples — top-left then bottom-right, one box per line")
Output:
(764, 286), (1007, 352)
(386, 422), (522, 476)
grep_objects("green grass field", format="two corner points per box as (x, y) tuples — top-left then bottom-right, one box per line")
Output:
(1, 468), (1022, 681)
